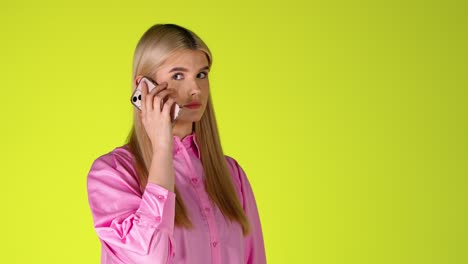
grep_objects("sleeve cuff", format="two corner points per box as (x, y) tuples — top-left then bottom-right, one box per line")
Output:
(136, 182), (176, 234)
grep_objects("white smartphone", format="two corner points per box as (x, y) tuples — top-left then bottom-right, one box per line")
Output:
(130, 76), (181, 122)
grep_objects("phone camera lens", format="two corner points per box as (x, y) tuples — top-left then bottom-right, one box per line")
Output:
(132, 96), (138, 102)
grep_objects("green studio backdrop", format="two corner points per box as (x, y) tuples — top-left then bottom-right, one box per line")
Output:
(1, 0), (467, 263)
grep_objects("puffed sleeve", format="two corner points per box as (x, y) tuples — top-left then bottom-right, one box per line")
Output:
(86, 150), (176, 263)
(225, 156), (267, 264)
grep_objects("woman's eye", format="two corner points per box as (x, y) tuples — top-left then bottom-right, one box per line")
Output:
(172, 73), (183, 80)
(198, 71), (208, 79)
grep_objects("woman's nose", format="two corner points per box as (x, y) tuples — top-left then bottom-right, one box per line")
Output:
(188, 80), (201, 96)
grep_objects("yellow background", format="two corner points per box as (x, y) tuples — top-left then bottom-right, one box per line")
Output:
(1, 0), (467, 263)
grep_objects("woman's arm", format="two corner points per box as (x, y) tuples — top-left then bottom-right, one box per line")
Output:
(87, 151), (175, 263)
(226, 157), (267, 264)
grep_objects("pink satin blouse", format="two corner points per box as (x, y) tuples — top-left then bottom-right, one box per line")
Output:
(86, 132), (266, 263)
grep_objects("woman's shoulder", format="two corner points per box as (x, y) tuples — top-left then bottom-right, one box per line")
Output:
(87, 144), (142, 211)
(224, 155), (241, 175)
(90, 143), (133, 165)
(111, 143), (135, 164)
(87, 143), (137, 184)
(224, 155), (248, 188)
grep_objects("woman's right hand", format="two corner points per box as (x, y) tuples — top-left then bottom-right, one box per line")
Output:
(140, 80), (177, 152)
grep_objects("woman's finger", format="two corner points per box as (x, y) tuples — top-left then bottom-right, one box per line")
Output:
(162, 97), (176, 117)
(149, 82), (168, 95)
(153, 90), (175, 111)
(145, 81), (158, 112)
(146, 82), (168, 112)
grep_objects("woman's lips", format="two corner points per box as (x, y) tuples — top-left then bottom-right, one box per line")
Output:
(184, 102), (201, 109)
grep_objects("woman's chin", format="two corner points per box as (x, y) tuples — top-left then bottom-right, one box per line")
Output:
(178, 111), (204, 122)
(176, 115), (203, 124)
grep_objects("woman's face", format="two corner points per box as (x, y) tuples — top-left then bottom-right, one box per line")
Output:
(152, 49), (210, 123)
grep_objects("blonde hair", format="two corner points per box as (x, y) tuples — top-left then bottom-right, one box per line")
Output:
(125, 24), (250, 236)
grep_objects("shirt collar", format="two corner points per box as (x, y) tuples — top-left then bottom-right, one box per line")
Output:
(173, 132), (201, 159)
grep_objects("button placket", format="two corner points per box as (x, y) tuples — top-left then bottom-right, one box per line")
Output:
(174, 134), (221, 262)
(191, 177), (199, 186)
(200, 206), (211, 218)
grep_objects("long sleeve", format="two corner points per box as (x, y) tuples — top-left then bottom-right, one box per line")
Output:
(226, 157), (267, 264)
(86, 151), (176, 264)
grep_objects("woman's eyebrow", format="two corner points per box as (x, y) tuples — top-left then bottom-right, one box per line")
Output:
(168, 66), (210, 73)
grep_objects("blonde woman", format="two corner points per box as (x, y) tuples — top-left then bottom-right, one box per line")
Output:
(86, 23), (266, 264)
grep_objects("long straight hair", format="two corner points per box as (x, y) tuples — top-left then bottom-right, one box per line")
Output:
(125, 24), (250, 236)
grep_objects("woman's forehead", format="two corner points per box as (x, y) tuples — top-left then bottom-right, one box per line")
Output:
(160, 49), (209, 70)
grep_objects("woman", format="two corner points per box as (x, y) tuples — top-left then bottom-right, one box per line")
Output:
(86, 23), (266, 264)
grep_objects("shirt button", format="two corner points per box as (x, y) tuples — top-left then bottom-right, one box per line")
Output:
(191, 178), (198, 185)
(157, 195), (165, 200)
(155, 216), (161, 222)
(212, 241), (218, 247)
(204, 207), (210, 213)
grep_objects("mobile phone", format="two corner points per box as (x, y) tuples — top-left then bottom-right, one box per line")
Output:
(130, 76), (181, 122)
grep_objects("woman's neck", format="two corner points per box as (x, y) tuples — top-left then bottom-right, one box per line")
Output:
(172, 121), (194, 140)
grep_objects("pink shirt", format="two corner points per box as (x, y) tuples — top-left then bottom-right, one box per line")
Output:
(87, 133), (266, 264)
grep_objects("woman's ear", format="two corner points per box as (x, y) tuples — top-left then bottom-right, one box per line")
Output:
(134, 75), (144, 86)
